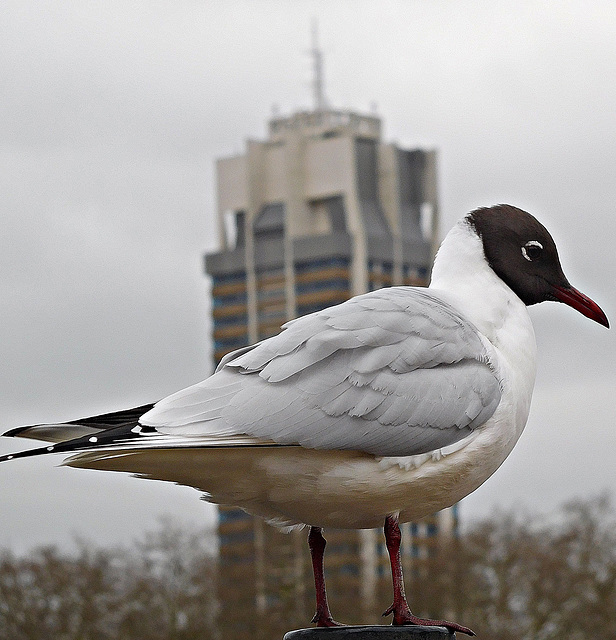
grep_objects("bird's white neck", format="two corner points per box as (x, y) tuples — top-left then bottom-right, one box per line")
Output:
(429, 218), (537, 439)
(429, 218), (532, 348)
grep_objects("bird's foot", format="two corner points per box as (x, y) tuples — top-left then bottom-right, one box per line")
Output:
(311, 610), (344, 627)
(383, 603), (475, 636)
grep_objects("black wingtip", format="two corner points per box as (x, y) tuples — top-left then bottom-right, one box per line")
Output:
(0, 443), (60, 463)
(2, 425), (34, 438)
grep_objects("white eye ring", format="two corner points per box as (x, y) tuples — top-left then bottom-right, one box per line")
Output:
(522, 240), (543, 261)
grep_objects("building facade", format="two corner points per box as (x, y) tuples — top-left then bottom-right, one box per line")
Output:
(206, 109), (439, 363)
(204, 106), (457, 635)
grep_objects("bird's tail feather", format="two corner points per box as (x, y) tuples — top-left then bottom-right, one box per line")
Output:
(0, 403), (155, 463)
(0, 402), (291, 464)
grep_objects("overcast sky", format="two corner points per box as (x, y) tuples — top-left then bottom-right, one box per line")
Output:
(1, 0), (615, 553)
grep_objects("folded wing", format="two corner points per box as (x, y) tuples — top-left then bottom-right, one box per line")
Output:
(142, 287), (502, 457)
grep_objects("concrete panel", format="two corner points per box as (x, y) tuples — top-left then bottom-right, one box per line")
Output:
(378, 143), (400, 234)
(253, 239), (285, 270)
(401, 239), (431, 268)
(293, 232), (353, 263)
(217, 155), (248, 213)
(396, 149), (425, 240)
(263, 144), (288, 202)
(305, 137), (353, 199)
(366, 236), (394, 262)
(205, 248), (246, 276)
(356, 139), (390, 237)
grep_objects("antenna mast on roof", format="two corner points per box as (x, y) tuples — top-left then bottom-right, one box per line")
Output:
(311, 19), (326, 111)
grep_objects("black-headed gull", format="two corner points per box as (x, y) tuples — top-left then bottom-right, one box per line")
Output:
(1, 204), (608, 635)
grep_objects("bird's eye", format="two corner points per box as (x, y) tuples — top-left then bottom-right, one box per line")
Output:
(521, 240), (543, 262)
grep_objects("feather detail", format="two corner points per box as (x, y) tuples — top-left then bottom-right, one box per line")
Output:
(142, 287), (501, 458)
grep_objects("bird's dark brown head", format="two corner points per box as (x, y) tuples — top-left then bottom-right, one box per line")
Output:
(467, 204), (609, 327)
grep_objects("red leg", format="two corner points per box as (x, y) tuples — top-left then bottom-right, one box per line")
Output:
(382, 515), (475, 636)
(308, 526), (343, 627)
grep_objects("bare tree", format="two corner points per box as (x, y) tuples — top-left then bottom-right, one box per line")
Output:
(0, 522), (217, 640)
(1, 497), (614, 639)
(433, 495), (616, 639)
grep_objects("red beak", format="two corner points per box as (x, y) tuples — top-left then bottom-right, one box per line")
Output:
(554, 286), (609, 328)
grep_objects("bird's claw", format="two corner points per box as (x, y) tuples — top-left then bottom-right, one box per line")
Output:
(382, 604), (475, 636)
(382, 604), (395, 617)
(311, 611), (344, 627)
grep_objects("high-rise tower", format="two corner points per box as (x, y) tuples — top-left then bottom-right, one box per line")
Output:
(206, 107), (438, 364)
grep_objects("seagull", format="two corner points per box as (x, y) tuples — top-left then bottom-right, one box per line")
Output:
(1, 204), (608, 636)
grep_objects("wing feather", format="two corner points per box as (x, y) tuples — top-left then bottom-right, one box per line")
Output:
(141, 287), (502, 457)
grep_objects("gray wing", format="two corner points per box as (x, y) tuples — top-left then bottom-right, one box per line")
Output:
(141, 287), (502, 457)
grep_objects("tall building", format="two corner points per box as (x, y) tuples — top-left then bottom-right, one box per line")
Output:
(204, 50), (456, 636)
(206, 108), (439, 364)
